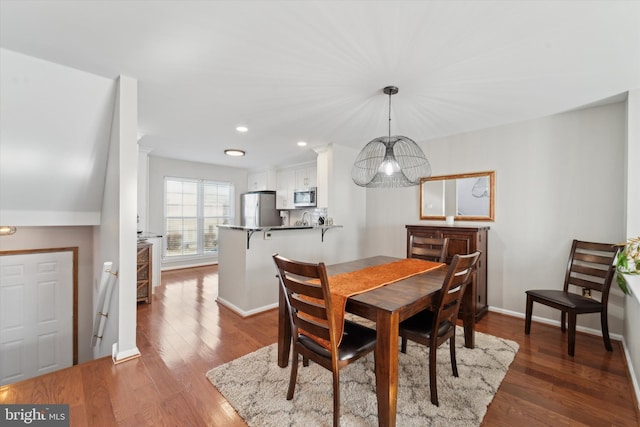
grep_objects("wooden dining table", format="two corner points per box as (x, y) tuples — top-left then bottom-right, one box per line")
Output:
(277, 255), (477, 427)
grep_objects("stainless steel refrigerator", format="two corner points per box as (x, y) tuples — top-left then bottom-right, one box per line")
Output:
(240, 191), (281, 227)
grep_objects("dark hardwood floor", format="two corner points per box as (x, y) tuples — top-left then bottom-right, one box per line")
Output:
(1, 265), (638, 426)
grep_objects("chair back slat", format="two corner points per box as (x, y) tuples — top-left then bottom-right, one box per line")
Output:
(573, 251), (616, 265)
(570, 263), (609, 279)
(567, 276), (607, 291)
(286, 278), (325, 299)
(563, 240), (618, 296)
(294, 316), (331, 341)
(290, 294), (328, 320)
(409, 236), (449, 263)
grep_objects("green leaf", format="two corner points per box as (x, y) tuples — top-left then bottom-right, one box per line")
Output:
(617, 273), (631, 295)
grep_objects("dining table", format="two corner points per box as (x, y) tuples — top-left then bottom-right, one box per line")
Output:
(277, 255), (477, 427)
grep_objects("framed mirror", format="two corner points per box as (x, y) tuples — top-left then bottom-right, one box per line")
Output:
(420, 171), (495, 221)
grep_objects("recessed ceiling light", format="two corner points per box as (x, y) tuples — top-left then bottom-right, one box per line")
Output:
(297, 141), (307, 147)
(224, 149), (245, 157)
(236, 126), (248, 133)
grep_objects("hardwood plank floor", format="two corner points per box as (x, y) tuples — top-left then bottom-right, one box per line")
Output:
(1, 265), (638, 426)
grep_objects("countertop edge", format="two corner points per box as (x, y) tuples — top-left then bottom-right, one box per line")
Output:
(218, 224), (342, 232)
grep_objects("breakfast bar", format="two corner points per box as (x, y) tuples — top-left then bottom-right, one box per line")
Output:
(216, 224), (342, 316)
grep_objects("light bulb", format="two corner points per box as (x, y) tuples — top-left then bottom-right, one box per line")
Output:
(379, 158), (400, 176)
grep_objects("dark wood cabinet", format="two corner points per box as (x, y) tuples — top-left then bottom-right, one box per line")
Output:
(137, 242), (152, 304)
(406, 224), (489, 320)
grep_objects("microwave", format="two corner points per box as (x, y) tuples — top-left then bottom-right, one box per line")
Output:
(293, 187), (317, 208)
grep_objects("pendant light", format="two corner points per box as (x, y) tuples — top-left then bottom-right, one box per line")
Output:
(351, 86), (431, 188)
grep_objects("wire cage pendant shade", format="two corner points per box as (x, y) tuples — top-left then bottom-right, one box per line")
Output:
(352, 86), (431, 188)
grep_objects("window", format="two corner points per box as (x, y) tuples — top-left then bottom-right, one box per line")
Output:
(164, 177), (234, 257)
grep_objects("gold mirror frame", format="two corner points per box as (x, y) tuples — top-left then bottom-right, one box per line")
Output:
(420, 171), (495, 221)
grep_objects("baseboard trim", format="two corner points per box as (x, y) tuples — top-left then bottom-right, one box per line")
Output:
(487, 306), (623, 342)
(216, 297), (277, 318)
(621, 337), (640, 412)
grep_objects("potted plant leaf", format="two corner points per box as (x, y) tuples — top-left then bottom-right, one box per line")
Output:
(616, 237), (640, 296)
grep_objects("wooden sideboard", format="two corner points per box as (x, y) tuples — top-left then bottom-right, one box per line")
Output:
(406, 224), (489, 320)
(136, 242), (152, 304)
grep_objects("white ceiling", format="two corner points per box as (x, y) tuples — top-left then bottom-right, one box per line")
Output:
(1, 1), (639, 170)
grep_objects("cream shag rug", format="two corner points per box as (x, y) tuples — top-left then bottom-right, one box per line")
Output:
(206, 327), (518, 427)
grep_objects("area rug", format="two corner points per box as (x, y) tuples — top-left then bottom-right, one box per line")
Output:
(206, 327), (518, 427)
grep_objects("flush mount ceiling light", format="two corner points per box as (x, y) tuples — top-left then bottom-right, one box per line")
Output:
(224, 149), (245, 157)
(236, 126), (248, 133)
(351, 86), (431, 188)
(297, 141), (307, 147)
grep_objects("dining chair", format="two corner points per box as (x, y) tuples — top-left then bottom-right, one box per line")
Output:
(398, 251), (481, 406)
(525, 239), (619, 357)
(272, 254), (377, 427)
(408, 235), (449, 263)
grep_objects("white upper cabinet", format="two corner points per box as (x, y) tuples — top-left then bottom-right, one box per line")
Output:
(276, 170), (296, 209)
(276, 162), (317, 209)
(248, 169), (276, 191)
(248, 171), (267, 191)
(294, 166), (317, 189)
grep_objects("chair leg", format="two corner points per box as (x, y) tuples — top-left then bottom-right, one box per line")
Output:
(333, 370), (340, 427)
(561, 312), (566, 333)
(429, 341), (439, 407)
(401, 336), (407, 353)
(449, 335), (458, 377)
(524, 295), (533, 334)
(303, 356), (309, 367)
(567, 312), (577, 357)
(287, 351), (299, 400)
(601, 310), (613, 352)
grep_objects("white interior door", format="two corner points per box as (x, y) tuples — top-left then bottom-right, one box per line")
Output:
(0, 251), (73, 385)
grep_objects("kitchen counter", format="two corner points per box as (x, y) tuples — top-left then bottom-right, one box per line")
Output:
(218, 224), (342, 249)
(216, 223), (344, 316)
(217, 224), (341, 231)
(137, 231), (163, 238)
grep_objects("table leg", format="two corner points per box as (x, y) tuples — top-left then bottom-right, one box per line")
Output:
(375, 310), (399, 427)
(277, 283), (291, 368)
(462, 276), (476, 349)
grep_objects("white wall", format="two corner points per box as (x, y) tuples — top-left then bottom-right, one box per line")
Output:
(0, 48), (115, 226)
(623, 89), (640, 399)
(364, 102), (627, 335)
(323, 144), (367, 262)
(95, 76), (139, 362)
(147, 155), (249, 269)
(0, 226), (95, 364)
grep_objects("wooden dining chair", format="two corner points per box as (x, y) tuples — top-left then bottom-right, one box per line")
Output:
(525, 239), (619, 357)
(408, 235), (449, 263)
(398, 251), (481, 406)
(272, 254), (377, 427)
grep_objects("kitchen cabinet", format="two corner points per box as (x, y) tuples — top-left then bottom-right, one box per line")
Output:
(248, 169), (276, 191)
(295, 166), (316, 189)
(276, 170), (295, 209)
(405, 224), (489, 320)
(137, 242), (152, 304)
(276, 163), (317, 209)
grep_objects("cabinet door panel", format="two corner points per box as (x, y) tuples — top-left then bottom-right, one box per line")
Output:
(440, 232), (473, 261)
(276, 170), (295, 209)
